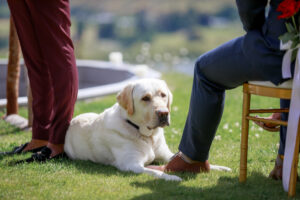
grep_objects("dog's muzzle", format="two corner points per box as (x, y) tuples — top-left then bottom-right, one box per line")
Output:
(156, 108), (169, 127)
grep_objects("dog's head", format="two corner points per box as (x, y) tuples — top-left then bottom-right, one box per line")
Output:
(117, 78), (173, 136)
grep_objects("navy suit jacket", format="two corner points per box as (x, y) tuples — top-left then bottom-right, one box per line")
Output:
(236, 0), (288, 84)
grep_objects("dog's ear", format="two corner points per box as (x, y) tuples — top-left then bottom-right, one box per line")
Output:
(167, 87), (173, 111)
(161, 80), (173, 111)
(117, 84), (134, 115)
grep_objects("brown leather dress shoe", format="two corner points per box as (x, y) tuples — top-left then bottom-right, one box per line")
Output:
(164, 152), (210, 173)
(269, 155), (283, 180)
(147, 152), (210, 173)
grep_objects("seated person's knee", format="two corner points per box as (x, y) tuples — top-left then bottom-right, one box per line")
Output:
(194, 57), (209, 79)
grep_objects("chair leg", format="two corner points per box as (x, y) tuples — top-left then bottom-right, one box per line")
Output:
(240, 91), (250, 183)
(288, 118), (300, 197)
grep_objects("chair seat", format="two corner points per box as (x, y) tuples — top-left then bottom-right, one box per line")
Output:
(249, 79), (293, 89)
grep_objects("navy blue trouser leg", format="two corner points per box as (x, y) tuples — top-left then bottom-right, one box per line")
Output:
(179, 36), (283, 162)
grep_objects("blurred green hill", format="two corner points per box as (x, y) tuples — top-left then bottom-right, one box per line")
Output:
(71, 0), (236, 15)
(0, 0), (244, 68)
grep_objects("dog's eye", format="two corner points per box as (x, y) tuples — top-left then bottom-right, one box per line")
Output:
(142, 95), (151, 101)
(161, 93), (166, 98)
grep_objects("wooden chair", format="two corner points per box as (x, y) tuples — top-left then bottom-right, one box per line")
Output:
(239, 80), (300, 197)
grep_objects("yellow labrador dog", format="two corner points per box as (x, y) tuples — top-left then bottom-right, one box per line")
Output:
(64, 78), (182, 181)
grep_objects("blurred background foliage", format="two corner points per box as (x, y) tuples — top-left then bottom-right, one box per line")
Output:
(0, 0), (245, 71)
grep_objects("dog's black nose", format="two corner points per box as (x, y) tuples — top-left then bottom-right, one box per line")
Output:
(156, 109), (169, 117)
(156, 108), (169, 126)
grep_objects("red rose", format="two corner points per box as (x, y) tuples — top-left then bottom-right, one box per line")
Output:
(277, 0), (300, 19)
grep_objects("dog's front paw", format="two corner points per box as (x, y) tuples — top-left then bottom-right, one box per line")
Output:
(162, 174), (182, 181)
(210, 164), (232, 172)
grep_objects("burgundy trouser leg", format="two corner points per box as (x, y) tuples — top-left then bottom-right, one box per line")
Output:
(7, 0), (78, 144)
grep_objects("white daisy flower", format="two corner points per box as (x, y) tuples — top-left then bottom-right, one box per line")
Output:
(215, 135), (221, 141)
(223, 123), (229, 130)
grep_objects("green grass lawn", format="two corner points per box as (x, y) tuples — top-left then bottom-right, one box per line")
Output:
(0, 73), (297, 200)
